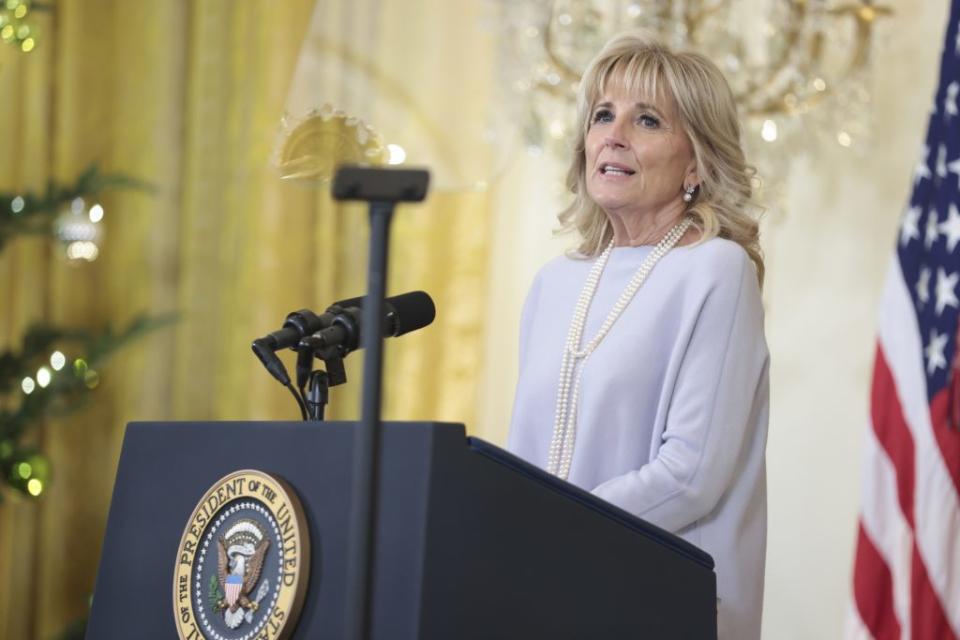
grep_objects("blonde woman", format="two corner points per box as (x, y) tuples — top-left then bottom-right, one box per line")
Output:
(507, 33), (769, 640)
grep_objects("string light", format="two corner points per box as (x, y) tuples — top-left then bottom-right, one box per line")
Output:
(21, 376), (35, 394)
(36, 366), (51, 388)
(26, 478), (43, 496)
(83, 369), (100, 389)
(0, 0), (37, 53)
(10, 195), (24, 213)
(50, 350), (66, 370)
(10, 454), (50, 498)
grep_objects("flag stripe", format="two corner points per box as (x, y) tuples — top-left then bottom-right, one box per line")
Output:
(910, 541), (959, 640)
(846, 599), (879, 640)
(871, 344), (917, 529)
(853, 522), (902, 640)
(859, 419), (913, 638)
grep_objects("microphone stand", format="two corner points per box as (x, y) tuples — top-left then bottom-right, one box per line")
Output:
(333, 166), (429, 640)
(305, 370), (329, 420)
(297, 343), (347, 422)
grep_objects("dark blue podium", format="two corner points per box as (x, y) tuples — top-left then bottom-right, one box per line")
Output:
(88, 421), (717, 638)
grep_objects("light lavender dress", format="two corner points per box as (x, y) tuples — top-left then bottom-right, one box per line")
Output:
(508, 237), (769, 640)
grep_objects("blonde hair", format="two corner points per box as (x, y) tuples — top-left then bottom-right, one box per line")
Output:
(558, 32), (764, 286)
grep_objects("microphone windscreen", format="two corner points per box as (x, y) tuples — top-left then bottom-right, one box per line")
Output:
(387, 291), (436, 336)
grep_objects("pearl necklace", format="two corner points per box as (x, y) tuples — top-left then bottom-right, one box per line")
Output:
(546, 217), (693, 480)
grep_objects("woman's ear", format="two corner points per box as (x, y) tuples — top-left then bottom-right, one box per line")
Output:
(684, 160), (700, 189)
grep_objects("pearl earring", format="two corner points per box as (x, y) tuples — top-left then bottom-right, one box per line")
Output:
(682, 184), (697, 203)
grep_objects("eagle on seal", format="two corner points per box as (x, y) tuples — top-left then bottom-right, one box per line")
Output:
(216, 519), (270, 628)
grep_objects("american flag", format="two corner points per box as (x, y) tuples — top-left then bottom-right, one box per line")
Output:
(848, 2), (960, 638)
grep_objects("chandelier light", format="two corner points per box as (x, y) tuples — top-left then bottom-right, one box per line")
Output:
(499, 0), (892, 186)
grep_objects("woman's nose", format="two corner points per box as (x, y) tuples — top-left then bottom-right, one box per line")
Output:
(603, 118), (628, 148)
(603, 134), (627, 149)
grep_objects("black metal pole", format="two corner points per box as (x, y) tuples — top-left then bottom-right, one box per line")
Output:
(343, 200), (393, 640)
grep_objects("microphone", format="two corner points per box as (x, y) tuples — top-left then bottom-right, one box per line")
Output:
(254, 295), (366, 352)
(298, 291), (435, 356)
(251, 295), (365, 386)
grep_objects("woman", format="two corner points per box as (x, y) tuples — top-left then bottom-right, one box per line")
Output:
(507, 33), (769, 640)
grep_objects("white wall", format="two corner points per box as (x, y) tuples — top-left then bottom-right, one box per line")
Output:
(477, 1), (951, 637)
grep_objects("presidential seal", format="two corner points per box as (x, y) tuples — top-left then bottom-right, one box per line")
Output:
(173, 470), (310, 640)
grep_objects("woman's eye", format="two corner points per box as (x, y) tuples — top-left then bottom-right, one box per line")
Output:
(592, 109), (614, 124)
(639, 114), (660, 128)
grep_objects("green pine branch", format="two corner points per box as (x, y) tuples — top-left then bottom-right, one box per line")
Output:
(0, 312), (178, 499)
(0, 164), (153, 252)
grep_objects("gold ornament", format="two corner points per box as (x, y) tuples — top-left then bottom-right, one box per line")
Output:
(272, 104), (388, 183)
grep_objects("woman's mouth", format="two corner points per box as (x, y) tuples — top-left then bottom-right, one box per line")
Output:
(599, 162), (636, 176)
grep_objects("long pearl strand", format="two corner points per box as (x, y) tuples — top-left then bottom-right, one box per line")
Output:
(546, 217), (693, 480)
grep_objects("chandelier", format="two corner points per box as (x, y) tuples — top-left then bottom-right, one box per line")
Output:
(499, 0), (892, 186)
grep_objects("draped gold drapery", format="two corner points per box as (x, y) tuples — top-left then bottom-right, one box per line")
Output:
(0, 1), (499, 636)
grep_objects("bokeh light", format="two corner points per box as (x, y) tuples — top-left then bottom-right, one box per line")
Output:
(84, 370), (100, 389)
(761, 119), (779, 142)
(65, 241), (99, 261)
(50, 350), (66, 371)
(387, 143), (406, 165)
(26, 478), (43, 496)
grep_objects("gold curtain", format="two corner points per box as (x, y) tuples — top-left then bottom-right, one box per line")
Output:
(0, 0), (498, 636)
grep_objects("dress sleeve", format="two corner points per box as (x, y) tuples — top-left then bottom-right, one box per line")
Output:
(590, 252), (769, 533)
(516, 267), (544, 370)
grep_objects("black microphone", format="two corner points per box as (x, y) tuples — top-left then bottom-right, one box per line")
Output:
(298, 291), (435, 356)
(255, 294), (366, 352)
(251, 295), (366, 386)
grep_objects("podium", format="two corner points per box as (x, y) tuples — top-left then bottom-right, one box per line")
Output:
(88, 421), (717, 639)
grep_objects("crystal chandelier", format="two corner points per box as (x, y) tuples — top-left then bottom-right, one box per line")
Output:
(499, 0), (892, 186)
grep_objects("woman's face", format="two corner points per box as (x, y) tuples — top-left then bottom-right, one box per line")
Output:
(584, 84), (697, 221)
